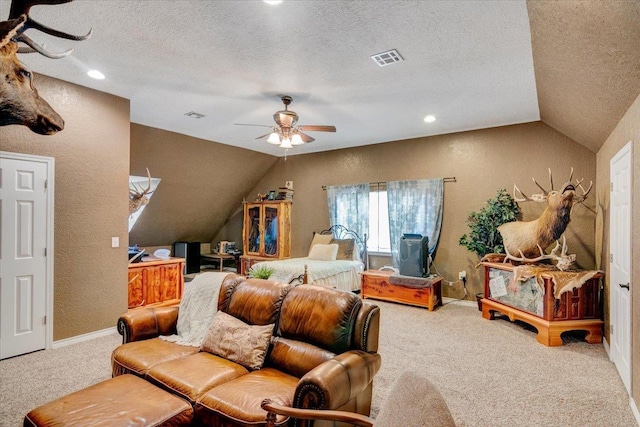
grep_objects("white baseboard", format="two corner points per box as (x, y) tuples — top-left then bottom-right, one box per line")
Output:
(51, 327), (118, 349)
(443, 297), (478, 308)
(603, 337), (611, 358)
(630, 396), (640, 426)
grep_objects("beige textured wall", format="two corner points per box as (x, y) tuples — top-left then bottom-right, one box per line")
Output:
(233, 121), (597, 301)
(0, 74), (130, 340)
(596, 93), (640, 403)
(129, 125), (277, 247)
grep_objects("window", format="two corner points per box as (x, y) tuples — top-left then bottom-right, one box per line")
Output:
(368, 187), (391, 253)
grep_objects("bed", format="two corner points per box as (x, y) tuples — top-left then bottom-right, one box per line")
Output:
(250, 225), (367, 292)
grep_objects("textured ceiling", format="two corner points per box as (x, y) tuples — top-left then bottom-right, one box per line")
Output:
(2, 1), (638, 155)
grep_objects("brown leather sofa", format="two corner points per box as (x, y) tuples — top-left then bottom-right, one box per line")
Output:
(112, 274), (381, 426)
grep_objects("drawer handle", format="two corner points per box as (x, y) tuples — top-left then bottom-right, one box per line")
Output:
(619, 283), (630, 290)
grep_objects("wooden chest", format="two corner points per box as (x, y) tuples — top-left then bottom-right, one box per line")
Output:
(480, 262), (603, 346)
(128, 257), (185, 308)
(361, 269), (443, 311)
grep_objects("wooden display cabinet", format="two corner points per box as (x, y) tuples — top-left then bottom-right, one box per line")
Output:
(480, 262), (603, 346)
(128, 257), (185, 308)
(241, 201), (291, 275)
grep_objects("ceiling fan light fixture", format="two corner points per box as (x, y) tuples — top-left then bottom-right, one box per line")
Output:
(267, 132), (281, 144)
(291, 133), (304, 145)
(279, 138), (293, 149)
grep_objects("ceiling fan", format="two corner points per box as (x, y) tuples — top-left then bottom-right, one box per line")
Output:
(236, 96), (336, 149)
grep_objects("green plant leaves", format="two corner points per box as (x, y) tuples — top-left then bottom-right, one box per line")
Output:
(459, 188), (520, 257)
(247, 264), (274, 279)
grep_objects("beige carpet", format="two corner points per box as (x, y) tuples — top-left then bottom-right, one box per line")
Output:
(0, 301), (637, 426)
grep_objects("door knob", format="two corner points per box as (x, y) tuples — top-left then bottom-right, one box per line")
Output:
(619, 283), (630, 290)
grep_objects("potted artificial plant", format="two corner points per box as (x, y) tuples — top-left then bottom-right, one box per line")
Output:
(459, 188), (520, 309)
(247, 264), (274, 280)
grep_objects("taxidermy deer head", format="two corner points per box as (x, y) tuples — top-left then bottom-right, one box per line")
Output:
(0, 0), (91, 134)
(129, 168), (154, 216)
(497, 168), (592, 268)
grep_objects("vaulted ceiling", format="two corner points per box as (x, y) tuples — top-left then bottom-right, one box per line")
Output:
(527, 0), (640, 153)
(4, 0), (639, 156)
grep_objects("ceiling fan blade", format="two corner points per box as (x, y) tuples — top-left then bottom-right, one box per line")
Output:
(299, 125), (336, 132)
(255, 132), (273, 140)
(298, 131), (315, 143)
(234, 123), (272, 128)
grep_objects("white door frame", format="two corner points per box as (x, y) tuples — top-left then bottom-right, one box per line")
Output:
(608, 141), (632, 394)
(0, 151), (55, 350)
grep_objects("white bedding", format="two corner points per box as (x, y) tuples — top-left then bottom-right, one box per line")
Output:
(252, 257), (364, 292)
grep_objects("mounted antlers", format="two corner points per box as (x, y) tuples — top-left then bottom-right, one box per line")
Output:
(129, 168), (154, 216)
(0, 0), (91, 134)
(498, 168), (592, 267)
(504, 235), (577, 271)
(512, 167), (592, 205)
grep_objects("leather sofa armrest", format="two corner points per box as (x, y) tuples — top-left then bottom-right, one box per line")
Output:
(354, 302), (380, 352)
(116, 306), (179, 343)
(293, 350), (381, 411)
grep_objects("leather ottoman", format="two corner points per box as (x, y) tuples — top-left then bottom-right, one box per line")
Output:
(24, 374), (193, 427)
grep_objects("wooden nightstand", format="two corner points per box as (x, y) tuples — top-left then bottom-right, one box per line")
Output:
(361, 269), (443, 311)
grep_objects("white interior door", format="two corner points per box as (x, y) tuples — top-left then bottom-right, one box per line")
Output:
(0, 154), (51, 359)
(609, 141), (632, 394)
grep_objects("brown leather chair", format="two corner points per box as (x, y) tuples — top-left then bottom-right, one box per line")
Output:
(262, 371), (456, 427)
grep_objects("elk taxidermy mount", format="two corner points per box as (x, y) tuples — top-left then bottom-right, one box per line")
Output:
(497, 168), (592, 270)
(0, 0), (91, 134)
(129, 168), (154, 217)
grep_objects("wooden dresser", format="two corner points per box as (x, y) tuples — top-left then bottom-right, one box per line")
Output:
(128, 257), (185, 308)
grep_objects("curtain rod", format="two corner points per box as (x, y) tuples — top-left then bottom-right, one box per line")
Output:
(322, 177), (456, 190)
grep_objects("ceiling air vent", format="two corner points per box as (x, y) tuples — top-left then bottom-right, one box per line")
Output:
(184, 111), (205, 119)
(370, 49), (403, 67)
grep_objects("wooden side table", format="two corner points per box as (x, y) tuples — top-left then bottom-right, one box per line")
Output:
(200, 253), (238, 272)
(361, 269), (443, 311)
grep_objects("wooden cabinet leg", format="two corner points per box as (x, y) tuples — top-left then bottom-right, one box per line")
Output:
(481, 303), (494, 320)
(585, 327), (603, 344)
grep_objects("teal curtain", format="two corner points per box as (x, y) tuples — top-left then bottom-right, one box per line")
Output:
(387, 178), (444, 268)
(326, 183), (370, 241)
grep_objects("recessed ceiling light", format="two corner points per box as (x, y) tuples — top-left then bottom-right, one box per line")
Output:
(424, 115), (436, 123)
(87, 69), (105, 80)
(263, 0), (283, 5)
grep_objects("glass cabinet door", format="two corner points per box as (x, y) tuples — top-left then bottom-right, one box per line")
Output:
(263, 205), (279, 256)
(246, 205), (261, 255)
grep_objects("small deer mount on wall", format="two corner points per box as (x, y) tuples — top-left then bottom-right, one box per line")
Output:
(129, 168), (154, 217)
(0, 0), (91, 135)
(497, 168), (592, 270)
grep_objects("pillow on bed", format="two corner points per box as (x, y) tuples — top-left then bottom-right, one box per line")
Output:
(308, 233), (333, 255)
(200, 311), (273, 370)
(331, 238), (355, 260)
(308, 243), (339, 261)
(352, 242), (362, 261)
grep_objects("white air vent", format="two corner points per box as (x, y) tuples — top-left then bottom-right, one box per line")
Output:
(370, 49), (403, 67)
(184, 111), (205, 119)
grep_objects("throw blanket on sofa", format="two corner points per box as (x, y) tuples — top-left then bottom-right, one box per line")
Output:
(159, 272), (227, 347)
